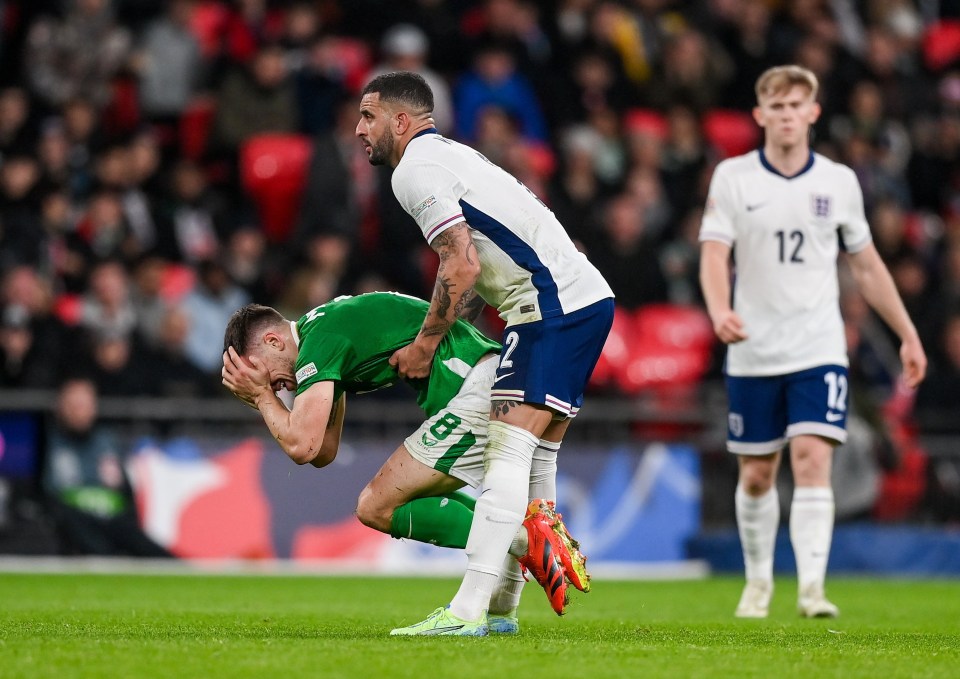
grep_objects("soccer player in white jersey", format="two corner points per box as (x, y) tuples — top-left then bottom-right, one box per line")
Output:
(356, 71), (615, 635)
(699, 65), (927, 619)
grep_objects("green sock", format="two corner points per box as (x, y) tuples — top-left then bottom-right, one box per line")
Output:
(389, 493), (475, 548)
(446, 490), (477, 512)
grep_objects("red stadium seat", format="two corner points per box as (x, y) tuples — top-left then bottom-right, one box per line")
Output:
(240, 134), (312, 243)
(624, 108), (670, 140)
(159, 263), (196, 301)
(588, 306), (633, 390)
(922, 20), (960, 72)
(702, 109), (760, 159)
(615, 304), (715, 393)
(633, 303), (715, 353)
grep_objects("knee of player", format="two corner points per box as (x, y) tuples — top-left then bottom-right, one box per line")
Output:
(354, 491), (393, 533)
(739, 464), (776, 495)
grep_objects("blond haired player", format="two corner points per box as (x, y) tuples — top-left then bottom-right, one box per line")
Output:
(699, 65), (927, 618)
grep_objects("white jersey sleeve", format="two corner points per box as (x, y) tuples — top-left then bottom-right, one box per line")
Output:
(699, 160), (737, 246)
(837, 167), (871, 253)
(391, 159), (466, 243)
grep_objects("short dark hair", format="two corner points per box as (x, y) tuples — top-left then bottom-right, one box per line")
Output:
(361, 71), (434, 115)
(223, 304), (286, 355)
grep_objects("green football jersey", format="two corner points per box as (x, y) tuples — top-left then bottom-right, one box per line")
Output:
(293, 292), (501, 417)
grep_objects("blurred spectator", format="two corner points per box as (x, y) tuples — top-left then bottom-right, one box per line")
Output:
(659, 104), (712, 216)
(179, 258), (249, 373)
(42, 378), (171, 556)
(279, 2), (321, 71)
(0, 86), (34, 160)
(0, 304), (59, 388)
(36, 117), (72, 192)
(222, 229), (268, 302)
(915, 311), (960, 432)
(79, 259), (137, 341)
(1, 265), (70, 360)
(660, 206), (704, 305)
(830, 79), (912, 177)
(147, 305), (220, 397)
(294, 35), (352, 136)
(622, 165), (673, 243)
(369, 23), (454, 133)
(548, 124), (615, 247)
(154, 159), (226, 264)
(133, 0), (204, 123)
(293, 99), (365, 250)
(554, 48), (632, 127)
(67, 188), (143, 265)
(644, 28), (733, 112)
(588, 194), (668, 309)
(212, 43), (299, 154)
(715, 0), (779, 110)
(61, 97), (102, 199)
(85, 329), (153, 397)
(24, 0), (132, 109)
(129, 253), (169, 348)
(454, 39), (548, 142)
(0, 154), (44, 269)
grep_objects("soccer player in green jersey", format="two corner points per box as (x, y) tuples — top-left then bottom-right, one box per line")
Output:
(221, 291), (562, 635)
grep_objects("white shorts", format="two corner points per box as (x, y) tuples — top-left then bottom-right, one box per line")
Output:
(403, 354), (496, 488)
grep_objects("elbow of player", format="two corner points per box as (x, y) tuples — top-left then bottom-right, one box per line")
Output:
(288, 439), (323, 466)
(456, 257), (482, 287)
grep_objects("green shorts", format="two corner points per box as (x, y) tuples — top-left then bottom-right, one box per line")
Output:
(403, 355), (496, 488)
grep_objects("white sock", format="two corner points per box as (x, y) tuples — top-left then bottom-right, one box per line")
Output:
(448, 421), (537, 622)
(529, 439), (559, 501)
(487, 555), (525, 616)
(490, 439), (560, 612)
(790, 486), (835, 591)
(735, 484), (779, 583)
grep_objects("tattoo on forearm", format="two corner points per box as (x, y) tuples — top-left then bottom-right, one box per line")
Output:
(457, 290), (486, 322)
(493, 400), (520, 418)
(434, 276), (453, 320)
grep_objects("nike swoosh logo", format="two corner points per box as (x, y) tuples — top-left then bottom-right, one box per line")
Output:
(485, 515), (517, 524)
(826, 412), (844, 422)
(420, 625), (465, 635)
(493, 372), (515, 384)
(746, 203), (766, 212)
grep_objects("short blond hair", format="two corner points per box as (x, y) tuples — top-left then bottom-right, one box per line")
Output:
(755, 65), (819, 102)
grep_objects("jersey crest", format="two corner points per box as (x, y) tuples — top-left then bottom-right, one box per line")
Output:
(811, 194), (832, 219)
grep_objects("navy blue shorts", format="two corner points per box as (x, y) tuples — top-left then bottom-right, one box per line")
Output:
(725, 364), (850, 454)
(491, 298), (614, 417)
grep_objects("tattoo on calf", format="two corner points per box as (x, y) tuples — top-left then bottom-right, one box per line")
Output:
(493, 400), (520, 418)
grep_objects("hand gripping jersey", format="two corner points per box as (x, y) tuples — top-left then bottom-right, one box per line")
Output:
(391, 129), (613, 326)
(699, 150), (873, 376)
(292, 292), (500, 417)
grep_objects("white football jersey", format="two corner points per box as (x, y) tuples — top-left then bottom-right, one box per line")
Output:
(392, 130), (613, 326)
(699, 150), (872, 376)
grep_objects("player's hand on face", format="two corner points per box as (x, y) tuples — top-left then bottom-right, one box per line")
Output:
(222, 346), (272, 407)
(900, 337), (927, 389)
(713, 309), (749, 344)
(389, 342), (433, 379)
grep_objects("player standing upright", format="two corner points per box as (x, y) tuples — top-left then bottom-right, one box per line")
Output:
(356, 71), (614, 635)
(699, 65), (927, 618)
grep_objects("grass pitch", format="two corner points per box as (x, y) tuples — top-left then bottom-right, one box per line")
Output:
(1, 572), (958, 679)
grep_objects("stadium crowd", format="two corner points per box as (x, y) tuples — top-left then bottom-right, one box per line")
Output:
(1, 0), (960, 535)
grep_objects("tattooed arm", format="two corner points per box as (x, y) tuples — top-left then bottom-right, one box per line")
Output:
(390, 222), (482, 378)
